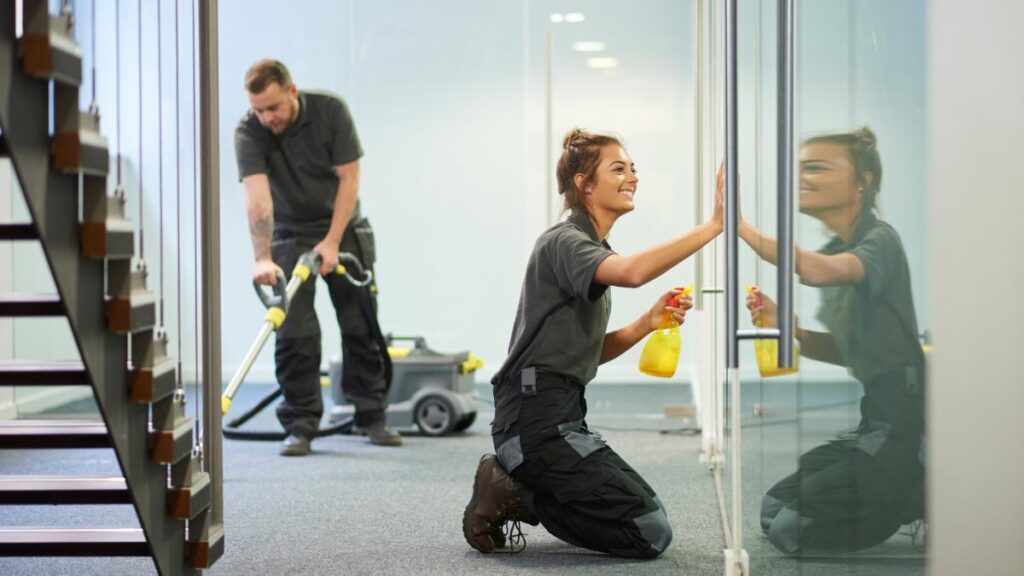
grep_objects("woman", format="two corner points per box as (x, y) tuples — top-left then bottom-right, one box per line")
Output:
(742, 127), (925, 555)
(462, 128), (723, 558)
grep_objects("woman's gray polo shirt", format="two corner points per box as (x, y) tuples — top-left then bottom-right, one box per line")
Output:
(492, 209), (615, 387)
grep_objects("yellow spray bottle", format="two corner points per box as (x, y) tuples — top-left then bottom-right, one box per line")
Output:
(747, 284), (799, 377)
(639, 284), (694, 378)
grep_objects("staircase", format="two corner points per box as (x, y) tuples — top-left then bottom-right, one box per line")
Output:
(0, 1), (222, 574)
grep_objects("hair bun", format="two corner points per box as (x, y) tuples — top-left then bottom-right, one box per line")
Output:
(562, 128), (590, 151)
(854, 127), (877, 148)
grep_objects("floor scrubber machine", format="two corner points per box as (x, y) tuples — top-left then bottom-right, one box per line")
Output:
(221, 250), (479, 440)
(327, 335), (482, 436)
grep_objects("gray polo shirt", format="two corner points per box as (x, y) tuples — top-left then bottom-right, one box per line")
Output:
(816, 211), (925, 384)
(234, 90), (363, 236)
(492, 209), (615, 386)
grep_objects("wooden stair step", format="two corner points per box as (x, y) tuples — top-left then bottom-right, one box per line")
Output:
(0, 528), (148, 557)
(0, 420), (109, 449)
(20, 7), (84, 87)
(0, 224), (37, 240)
(169, 472), (211, 520)
(0, 293), (64, 317)
(0, 359), (89, 386)
(0, 476), (129, 505)
(151, 418), (194, 465)
(130, 356), (177, 404)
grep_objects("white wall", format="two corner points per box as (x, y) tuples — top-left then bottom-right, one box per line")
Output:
(929, 1), (1024, 574)
(4, 0), (927, 394)
(217, 0), (698, 385)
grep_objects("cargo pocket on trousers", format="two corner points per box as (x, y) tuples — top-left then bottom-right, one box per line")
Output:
(351, 218), (377, 271)
(558, 418), (607, 460)
(491, 396), (523, 473)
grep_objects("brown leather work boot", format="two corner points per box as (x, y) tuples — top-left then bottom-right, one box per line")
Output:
(463, 454), (522, 553)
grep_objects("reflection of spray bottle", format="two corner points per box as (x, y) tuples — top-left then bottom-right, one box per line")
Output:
(639, 285), (694, 378)
(746, 284), (799, 377)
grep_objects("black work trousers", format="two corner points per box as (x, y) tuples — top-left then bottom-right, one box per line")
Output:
(271, 219), (388, 439)
(760, 437), (924, 556)
(491, 369), (673, 559)
(760, 371), (925, 556)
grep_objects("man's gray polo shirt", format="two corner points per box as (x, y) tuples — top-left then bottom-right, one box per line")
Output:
(234, 90), (363, 236)
(492, 209), (615, 387)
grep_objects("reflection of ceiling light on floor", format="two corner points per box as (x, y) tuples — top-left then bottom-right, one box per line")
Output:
(549, 13), (564, 23)
(565, 12), (586, 23)
(587, 57), (619, 69)
(573, 41), (606, 52)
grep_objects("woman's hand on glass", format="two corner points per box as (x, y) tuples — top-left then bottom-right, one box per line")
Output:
(710, 161), (725, 229)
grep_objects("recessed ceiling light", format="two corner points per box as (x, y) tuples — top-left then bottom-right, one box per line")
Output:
(573, 41), (607, 52)
(586, 57), (619, 69)
(549, 13), (565, 23)
(565, 12), (586, 23)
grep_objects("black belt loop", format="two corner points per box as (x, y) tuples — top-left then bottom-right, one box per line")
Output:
(521, 367), (537, 397)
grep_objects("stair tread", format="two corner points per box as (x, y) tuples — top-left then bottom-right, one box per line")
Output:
(0, 475), (127, 490)
(0, 476), (129, 504)
(0, 528), (146, 543)
(0, 359), (89, 385)
(0, 528), (149, 556)
(0, 224), (37, 240)
(0, 293), (65, 321)
(0, 420), (109, 449)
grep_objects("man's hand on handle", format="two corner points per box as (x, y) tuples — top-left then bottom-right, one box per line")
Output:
(253, 258), (284, 286)
(313, 236), (341, 276)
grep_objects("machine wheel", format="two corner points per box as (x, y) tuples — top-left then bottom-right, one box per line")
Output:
(452, 411), (477, 432)
(414, 394), (457, 436)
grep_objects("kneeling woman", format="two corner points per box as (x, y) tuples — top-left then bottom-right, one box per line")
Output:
(463, 128), (722, 559)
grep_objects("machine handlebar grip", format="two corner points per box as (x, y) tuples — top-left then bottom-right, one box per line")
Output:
(253, 269), (289, 311)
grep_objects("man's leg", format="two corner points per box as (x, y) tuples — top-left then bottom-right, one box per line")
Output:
(271, 236), (324, 455)
(326, 221), (398, 446)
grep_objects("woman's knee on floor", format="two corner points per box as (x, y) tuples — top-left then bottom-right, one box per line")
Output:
(766, 507), (812, 556)
(628, 506), (674, 559)
(760, 493), (786, 533)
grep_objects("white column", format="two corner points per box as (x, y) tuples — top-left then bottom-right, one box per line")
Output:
(928, 1), (1024, 574)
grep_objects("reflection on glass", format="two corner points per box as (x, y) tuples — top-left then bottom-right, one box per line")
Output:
(740, 129), (926, 556)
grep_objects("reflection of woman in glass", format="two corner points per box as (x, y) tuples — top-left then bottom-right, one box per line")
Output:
(742, 127), (925, 555)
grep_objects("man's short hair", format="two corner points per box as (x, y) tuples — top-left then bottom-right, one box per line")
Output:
(245, 59), (292, 94)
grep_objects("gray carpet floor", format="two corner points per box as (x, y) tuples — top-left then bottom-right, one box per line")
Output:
(0, 381), (928, 575)
(0, 383), (723, 576)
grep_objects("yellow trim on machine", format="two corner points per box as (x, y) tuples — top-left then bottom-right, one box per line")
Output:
(460, 353), (484, 374)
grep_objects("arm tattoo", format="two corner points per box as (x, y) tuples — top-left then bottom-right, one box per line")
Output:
(250, 214), (273, 259)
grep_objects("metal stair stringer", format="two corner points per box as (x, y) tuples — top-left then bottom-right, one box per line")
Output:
(0, 8), (197, 576)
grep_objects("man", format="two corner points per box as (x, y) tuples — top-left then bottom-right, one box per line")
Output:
(234, 59), (400, 456)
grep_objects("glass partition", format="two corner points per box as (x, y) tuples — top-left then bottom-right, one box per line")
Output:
(731, 0), (929, 573)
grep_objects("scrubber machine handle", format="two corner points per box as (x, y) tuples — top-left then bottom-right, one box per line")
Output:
(222, 250), (370, 415)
